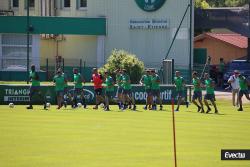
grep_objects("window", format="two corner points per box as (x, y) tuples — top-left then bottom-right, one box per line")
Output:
(12, 0), (19, 8)
(80, 0), (87, 8)
(64, 0), (71, 8)
(25, 0), (35, 8)
(29, 0), (35, 7)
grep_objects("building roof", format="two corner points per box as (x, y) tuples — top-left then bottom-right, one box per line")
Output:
(194, 33), (248, 49)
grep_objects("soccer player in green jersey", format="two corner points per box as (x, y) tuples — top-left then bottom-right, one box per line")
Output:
(238, 74), (250, 111)
(115, 69), (123, 109)
(150, 69), (163, 110)
(140, 69), (152, 110)
(73, 68), (86, 108)
(192, 71), (205, 113)
(62, 72), (69, 108)
(121, 69), (136, 110)
(104, 70), (115, 111)
(27, 65), (44, 109)
(174, 71), (188, 111)
(203, 73), (218, 114)
(53, 68), (66, 109)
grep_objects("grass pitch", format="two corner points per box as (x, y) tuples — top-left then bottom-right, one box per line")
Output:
(0, 101), (250, 167)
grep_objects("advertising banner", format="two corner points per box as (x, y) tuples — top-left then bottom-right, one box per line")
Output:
(0, 85), (187, 105)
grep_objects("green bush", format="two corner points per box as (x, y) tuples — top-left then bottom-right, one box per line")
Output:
(100, 49), (144, 84)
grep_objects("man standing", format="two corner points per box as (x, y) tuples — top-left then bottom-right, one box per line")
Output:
(174, 71), (188, 111)
(140, 69), (152, 110)
(115, 69), (123, 109)
(27, 65), (44, 109)
(150, 69), (163, 110)
(73, 68), (86, 108)
(203, 73), (218, 114)
(91, 68), (105, 109)
(121, 69), (136, 110)
(192, 71), (205, 113)
(228, 70), (240, 107)
(238, 74), (250, 111)
(62, 71), (69, 108)
(218, 58), (225, 87)
(104, 70), (115, 111)
(53, 68), (66, 109)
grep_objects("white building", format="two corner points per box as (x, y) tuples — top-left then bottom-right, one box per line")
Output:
(0, 0), (193, 80)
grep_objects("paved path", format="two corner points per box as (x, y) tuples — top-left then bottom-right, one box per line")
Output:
(215, 91), (249, 104)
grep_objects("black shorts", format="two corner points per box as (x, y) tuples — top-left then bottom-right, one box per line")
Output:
(152, 89), (160, 96)
(95, 88), (103, 96)
(145, 89), (152, 96)
(29, 86), (40, 97)
(56, 90), (64, 97)
(176, 90), (184, 98)
(204, 94), (215, 101)
(117, 86), (123, 94)
(192, 91), (202, 101)
(123, 89), (132, 96)
(239, 90), (249, 97)
(105, 91), (114, 98)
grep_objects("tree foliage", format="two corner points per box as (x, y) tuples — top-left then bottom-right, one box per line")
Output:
(195, 0), (249, 8)
(99, 49), (145, 84)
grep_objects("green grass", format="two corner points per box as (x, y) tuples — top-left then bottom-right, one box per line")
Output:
(0, 101), (250, 167)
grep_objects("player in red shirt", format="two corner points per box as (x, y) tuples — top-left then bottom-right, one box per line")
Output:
(91, 68), (105, 109)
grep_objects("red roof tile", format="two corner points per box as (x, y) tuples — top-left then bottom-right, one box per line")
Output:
(195, 33), (248, 49)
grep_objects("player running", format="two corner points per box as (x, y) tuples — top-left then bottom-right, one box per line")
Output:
(73, 68), (86, 108)
(150, 69), (163, 110)
(121, 69), (136, 110)
(203, 73), (218, 114)
(62, 71), (69, 108)
(91, 68), (105, 109)
(26, 65), (45, 109)
(174, 71), (188, 111)
(192, 71), (205, 113)
(53, 68), (66, 109)
(104, 70), (115, 111)
(238, 74), (250, 111)
(115, 69), (123, 109)
(140, 69), (152, 110)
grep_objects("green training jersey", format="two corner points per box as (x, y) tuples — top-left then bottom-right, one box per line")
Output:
(141, 74), (151, 90)
(53, 74), (65, 91)
(151, 74), (160, 90)
(116, 74), (123, 87)
(205, 78), (214, 94)
(29, 71), (40, 86)
(174, 76), (184, 91)
(122, 74), (132, 90)
(239, 76), (248, 91)
(74, 73), (82, 89)
(192, 77), (202, 92)
(105, 75), (115, 92)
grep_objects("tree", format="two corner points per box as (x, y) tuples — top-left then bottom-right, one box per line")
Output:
(205, 0), (249, 7)
(195, 0), (210, 9)
(100, 49), (145, 84)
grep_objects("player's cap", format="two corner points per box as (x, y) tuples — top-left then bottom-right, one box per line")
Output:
(234, 70), (240, 74)
(104, 70), (109, 74)
(150, 68), (156, 72)
(146, 69), (150, 72)
(122, 69), (127, 72)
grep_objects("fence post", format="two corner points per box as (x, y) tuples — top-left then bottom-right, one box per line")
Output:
(172, 59), (175, 84)
(80, 59), (82, 74)
(62, 58), (65, 72)
(46, 58), (49, 81)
